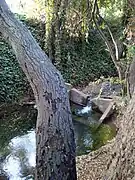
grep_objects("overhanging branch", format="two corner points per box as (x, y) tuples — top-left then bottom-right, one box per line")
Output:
(91, 0), (122, 80)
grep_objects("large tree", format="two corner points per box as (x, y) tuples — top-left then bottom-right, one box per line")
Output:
(0, 0), (77, 179)
(1, 0), (135, 179)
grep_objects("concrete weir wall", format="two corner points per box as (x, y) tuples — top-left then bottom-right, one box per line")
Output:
(66, 83), (115, 123)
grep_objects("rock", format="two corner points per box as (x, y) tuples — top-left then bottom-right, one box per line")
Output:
(83, 81), (122, 98)
(65, 83), (73, 92)
(98, 101), (115, 125)
(91, 97), (115, 116)
(83, 82), (102, 97)
(69, 88), (89, 106)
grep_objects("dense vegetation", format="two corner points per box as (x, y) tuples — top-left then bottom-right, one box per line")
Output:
(0, 0), (134, 103)
(0, 16), (116, 103)
(0, 37), (26, 102)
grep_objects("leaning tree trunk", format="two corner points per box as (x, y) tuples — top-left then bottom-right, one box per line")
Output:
(0, 1), (77, 180)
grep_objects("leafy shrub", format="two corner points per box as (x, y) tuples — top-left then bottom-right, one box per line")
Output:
(58, 33), (117, 85)
(0, 38), (26, 103)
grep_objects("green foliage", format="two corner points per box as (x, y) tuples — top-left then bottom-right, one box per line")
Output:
(58, 34), (117, 85)
(99, 0), (126, 21)
(0, 38), (26, 103)
(127, 45), (135, 57)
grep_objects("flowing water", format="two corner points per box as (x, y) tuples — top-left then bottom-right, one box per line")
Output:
(0, 104), (116, 180)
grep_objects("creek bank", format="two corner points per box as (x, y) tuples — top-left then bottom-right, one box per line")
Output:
(68, 80), (122, 124)
(76, 90), (127, 180)
(76, 105), (126, 180)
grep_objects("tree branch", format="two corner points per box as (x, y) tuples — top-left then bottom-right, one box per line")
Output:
(91, 0), (122, 80)
(96, 5), (119, 61)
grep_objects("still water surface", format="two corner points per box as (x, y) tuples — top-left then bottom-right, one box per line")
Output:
(0, 104), (116, 179)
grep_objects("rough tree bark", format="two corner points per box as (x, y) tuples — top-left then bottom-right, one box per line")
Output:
(77, 90), (135, 180)
(0, 0), (77, 179)
(126, 15), (135, 97)
(104, 93), (135, 179)
(128, 55), (135, 97)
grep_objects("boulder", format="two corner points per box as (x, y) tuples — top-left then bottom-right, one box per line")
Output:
(91, 97), (115, 116)
(83, 81), (122, 97)
(69, 88), (89, 106)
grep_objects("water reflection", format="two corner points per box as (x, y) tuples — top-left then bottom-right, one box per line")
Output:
(2, 131), (35, 180)
(73, 121), (93, 155)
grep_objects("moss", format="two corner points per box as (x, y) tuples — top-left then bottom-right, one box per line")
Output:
(90, 123), (116, 150)
(72, 103), (116, 154)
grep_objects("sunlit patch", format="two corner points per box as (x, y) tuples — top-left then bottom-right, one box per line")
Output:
(3, 131), (36, 180)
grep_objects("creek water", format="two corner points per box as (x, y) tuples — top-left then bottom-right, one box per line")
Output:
(0, 104), (116, 180)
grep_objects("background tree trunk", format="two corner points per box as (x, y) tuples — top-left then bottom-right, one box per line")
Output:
(77, 90), (135, 179)
(128, 56), (135, 97)
(104, 93), (135, 179)
(0, 1), (77, 179)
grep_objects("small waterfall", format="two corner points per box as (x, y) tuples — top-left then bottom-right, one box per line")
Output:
(76, 96), (92, 116)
